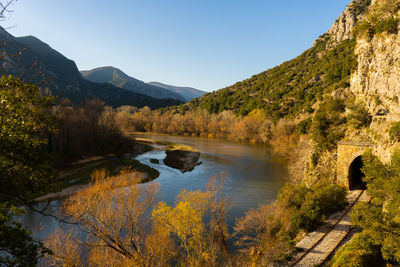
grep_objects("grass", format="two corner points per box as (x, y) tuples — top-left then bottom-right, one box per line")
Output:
(134, 136), (199, 152)
(166, 144), (199, 152)
(134, 137), (174, 146)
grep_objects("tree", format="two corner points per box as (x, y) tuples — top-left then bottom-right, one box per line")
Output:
(329, 232), (382, 267)
(45, 172), (230, 266)
(0, 75), (56, 265)
(0, 203), (49, 266)
(152, 176), (230, 266)
(350, 150), (400, 264)
(45, 169), (164, 266)
(0, 75), (56, 198)
(311, 96), (346, 151)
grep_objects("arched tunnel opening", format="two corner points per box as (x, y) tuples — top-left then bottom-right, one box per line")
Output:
(348, 156), (367, 190)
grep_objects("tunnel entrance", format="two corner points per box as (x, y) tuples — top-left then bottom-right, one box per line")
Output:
(348, 156), (367, 190)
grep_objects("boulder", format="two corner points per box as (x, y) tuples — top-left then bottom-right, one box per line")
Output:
(163, 149), (201, 173)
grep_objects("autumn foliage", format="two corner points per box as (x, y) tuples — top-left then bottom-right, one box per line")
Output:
(44, 171), (230, 266)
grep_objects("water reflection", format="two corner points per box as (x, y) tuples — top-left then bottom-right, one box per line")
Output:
(23, 134), (285, 241)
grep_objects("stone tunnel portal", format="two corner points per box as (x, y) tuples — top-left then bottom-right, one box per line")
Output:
(348, 156), (367, 190)
(337, 141), (372, 190)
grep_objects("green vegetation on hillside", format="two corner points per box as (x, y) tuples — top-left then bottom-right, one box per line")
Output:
(389, 122), (400, 141)
(177, 38), (357, 119)
(310, 96), (346, 151)
(355, 0), (400, 39)
(349, 0), (372, 17)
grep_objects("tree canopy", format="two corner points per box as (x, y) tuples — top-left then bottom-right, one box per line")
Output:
(0, 75), (56, 265)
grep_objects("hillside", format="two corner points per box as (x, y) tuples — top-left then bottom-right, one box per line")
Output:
(0, 29), (182, 108)
(176, 0), (372, 119)
(148, 82), (206, 101)
(81, 66), (186, 102)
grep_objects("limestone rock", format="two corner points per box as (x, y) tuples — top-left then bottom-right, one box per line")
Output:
(316, 0), (371, 47)
(351, 34), (400, 117)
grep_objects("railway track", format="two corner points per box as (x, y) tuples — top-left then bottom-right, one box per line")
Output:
(289, 190), (366, 267)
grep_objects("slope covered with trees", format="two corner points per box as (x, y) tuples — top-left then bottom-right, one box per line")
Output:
(170, 0), (374, 119)
(178, 38), (357, 119)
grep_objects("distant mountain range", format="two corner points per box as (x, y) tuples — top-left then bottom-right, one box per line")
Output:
(81, 67), (205, 102)
(81, 67), (180, 102)
(0, 27), (203, 108)
(147, 82), (205, 101)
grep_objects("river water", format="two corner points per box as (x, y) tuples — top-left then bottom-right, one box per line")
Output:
(23, 134), (285, 240)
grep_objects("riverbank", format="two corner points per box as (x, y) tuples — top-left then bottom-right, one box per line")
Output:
(34, 138), (201, 203)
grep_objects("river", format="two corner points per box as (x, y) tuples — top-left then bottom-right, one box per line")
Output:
(23, 133), (286, 240)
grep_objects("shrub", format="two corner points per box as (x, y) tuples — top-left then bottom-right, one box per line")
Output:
(313, 184), (348, 215)
(389, 122), (400, 142)
(234, 182), (349, 264)
(350, 0), (372, 16)
(347, 101), (371, 129)
(283, 185), (312, 210)
(311, 151), (320, 167)
(276, 183), (348, 234)
(296, 117), (312, 135)
(329, 232), (382, 267)
(290, 184), (347, 233)
(290, 197), (322, 232)
(375, 16), (399, 34)
(350, 150), (400, 264)
(311, 97), (346, 151)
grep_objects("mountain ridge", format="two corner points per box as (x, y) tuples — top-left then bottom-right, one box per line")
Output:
(0, 29), (182, 108)
(147, 81), (206, 101)
(81, 66), (187, 102)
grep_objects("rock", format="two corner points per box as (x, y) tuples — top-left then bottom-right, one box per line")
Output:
(150, 158), (160, 164)
(163, 150), (201, 173)
(315, 0), (371, 47)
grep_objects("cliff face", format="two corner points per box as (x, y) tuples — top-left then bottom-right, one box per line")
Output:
(351, 33), (400, 116)
(345, 0), (400, 162)
(350, 0), (400, 113)
(323, 0), (371, 46)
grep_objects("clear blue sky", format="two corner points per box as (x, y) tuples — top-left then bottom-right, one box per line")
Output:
(5, 0), (351, 92)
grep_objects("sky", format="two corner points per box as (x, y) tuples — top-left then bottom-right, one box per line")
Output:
(5, 0), (351, 92)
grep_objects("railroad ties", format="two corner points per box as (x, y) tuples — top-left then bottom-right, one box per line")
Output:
(288, 190), (369, 267)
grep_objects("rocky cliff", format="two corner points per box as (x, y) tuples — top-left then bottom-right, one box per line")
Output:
(313, 0), (371, 47)
(352, 34), (400, 116)
(327, 0), (371, 45)
(347, 0), (400, 162)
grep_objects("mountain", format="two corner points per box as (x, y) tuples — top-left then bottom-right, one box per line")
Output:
(0, 29), (182, 108)
(81, 67), (186, 102)
(175, 0), (372, 119)
(147, 82), (205, 101)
